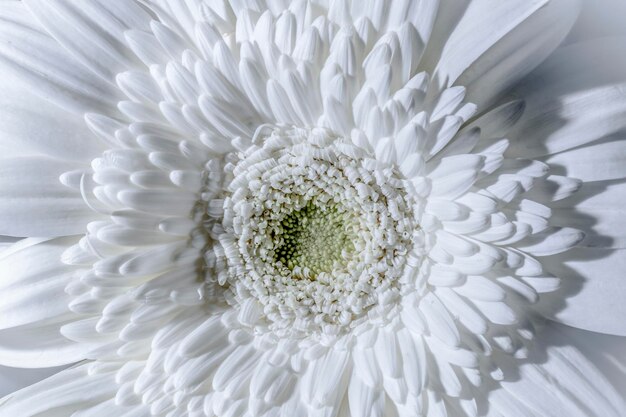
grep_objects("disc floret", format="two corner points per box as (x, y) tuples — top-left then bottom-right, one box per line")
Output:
(273, 202), (357, 277)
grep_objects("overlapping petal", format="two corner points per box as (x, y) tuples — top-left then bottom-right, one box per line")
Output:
(0, 1), (624, 417)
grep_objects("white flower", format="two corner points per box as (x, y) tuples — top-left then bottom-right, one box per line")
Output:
(0, 1), (625, 416)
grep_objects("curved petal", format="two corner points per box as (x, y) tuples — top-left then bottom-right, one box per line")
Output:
(0, 238), (91, 368)
(301, 348), (351, 414)
(567, 0), (626, 44)
(545, 138), (626, 183)
(435, 0), (579, 109)
(0, 236), (20, 253)
(538, 245), (626, 336)
(508, 37), (626, 158)
(551, 180), (626, 249)
(0, 157), (99, 237)
(0, 365), (67, 397)
(0, 363), (118, 417)
(22, 0), (150, 82)
(0, 1), (121, 114)
(488, 321), (626, 417)
(551, 323), (626, 396)
(0, 237), (77, 330)
(542, 179), (626, 334)
(0, 320), (93, 369)
(0, 70), (105, 161)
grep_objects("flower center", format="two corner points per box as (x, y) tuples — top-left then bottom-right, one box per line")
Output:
(207, 126), (422, 339)
(273, 202), (356, 277)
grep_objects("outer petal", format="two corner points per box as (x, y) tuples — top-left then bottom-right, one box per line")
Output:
(508, 37), (626, 158)
(551, 181), (626, 249)
(538, 246), (626, 337)
(489, 322), (626, 417)
(0, 238), (91, 367)
(22, 0), (151, 82)
(0, 1), (121, 114)
(435, 0), (579, 108)
(0, 157), (99, 237)
(546, 139), (626, 183)
(0, 363), (118, 417)
(0, 236), (19, 253)
(0, 365), (66, 397)
(538, 179), (626, 335)
(551, 323), (626, 396)
(0, 70), (105, 161)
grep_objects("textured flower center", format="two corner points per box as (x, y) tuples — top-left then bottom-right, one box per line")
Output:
(273, 202), (357, 277)
(209, 126), (422, 338)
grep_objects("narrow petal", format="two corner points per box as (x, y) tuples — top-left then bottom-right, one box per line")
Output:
(22, 0), (149, 82)
(0, 2), (120, 114)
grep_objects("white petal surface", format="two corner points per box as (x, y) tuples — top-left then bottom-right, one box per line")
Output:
(0, 158), (99, 237)
(0, 1), (622, 416)
(0, 71), (104, 161)
(0, 237), (76, 330)
(0, 363), (119, 417)
(0, 365), (67, 397)
(22, 0), (150, 82)
(460, 0), (580, 109)
(0, 238), (90, 367)
(436, 0), (579, 109)
(508, 37), (626, 158)
(0, 1), (121, 114)
(538, 247), (626, 336)
(490, 322), (625, 417)
(545, 139), (626, 182)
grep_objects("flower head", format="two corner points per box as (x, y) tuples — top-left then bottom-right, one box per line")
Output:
(0, 1), (625, 416)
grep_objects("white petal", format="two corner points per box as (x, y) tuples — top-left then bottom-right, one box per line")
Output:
(0, 365), (67, 397)
(493, 322), (625, 417)
(420, 293), (460, 347)
(0, 71), (104, 161)
(516, 227), (584, 257)
(0, 237), (78, 331)
(348, 376), (384, 417)
(302, 348), (350, 409)
(0, 157), (99, 237)
(0, 237), (97, 368)
(508, 37), (626, 157)
(125, 29), (167, 66)
(22, 0), (148, 81)
(525, 175), (582, 202)
(436, 0), (574, 96)
(461, 0), (579, 109)
(0, 363), (118, 416)
(552, 180), (626, 249)
(548, 322), (626, 398)
(545, 139), (626, 182)
(540, 248), (626, 336)
(0, 2), (120, 114)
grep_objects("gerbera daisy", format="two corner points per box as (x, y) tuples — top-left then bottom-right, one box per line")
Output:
(0, 1), (625, 416)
